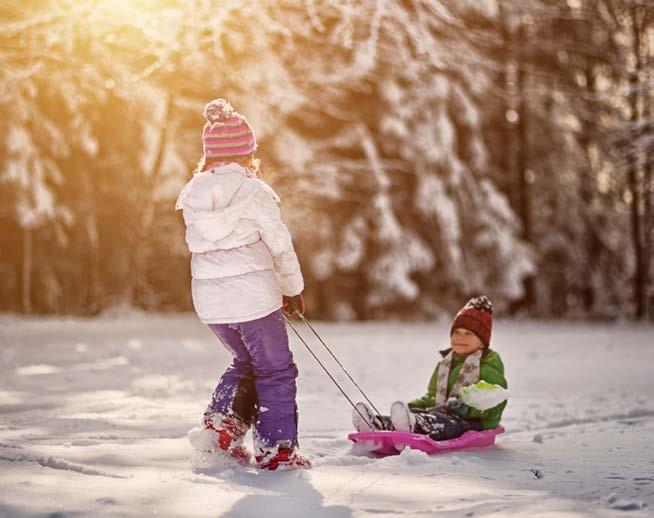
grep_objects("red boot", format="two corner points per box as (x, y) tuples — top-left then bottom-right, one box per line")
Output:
(204, 414), (251, 466)
(256, 445), (312, 471)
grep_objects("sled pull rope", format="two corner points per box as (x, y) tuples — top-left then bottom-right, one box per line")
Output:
(284, 315), (375, 430)
(296, 312), (384, 419)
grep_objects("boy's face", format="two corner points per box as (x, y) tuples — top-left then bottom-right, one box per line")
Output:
(450, 328), (484, 355)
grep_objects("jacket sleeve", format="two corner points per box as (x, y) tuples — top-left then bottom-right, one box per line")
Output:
(408, 363), (440, 409)
(467, 365), (508, 428)
(254, 187), (304, 297)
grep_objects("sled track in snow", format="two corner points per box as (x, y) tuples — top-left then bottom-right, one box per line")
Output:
(0, 449), (131, 479)
(541, 409), (654, 431)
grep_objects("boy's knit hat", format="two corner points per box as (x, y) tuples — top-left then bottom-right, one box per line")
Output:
(450, 296), (493, 347)
(202, 98), (257, 159)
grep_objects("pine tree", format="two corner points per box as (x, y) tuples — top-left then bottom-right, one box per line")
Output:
(266, 1), (535, 318)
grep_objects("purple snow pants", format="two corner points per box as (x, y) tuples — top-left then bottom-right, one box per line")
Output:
(206, 309), (299, 448)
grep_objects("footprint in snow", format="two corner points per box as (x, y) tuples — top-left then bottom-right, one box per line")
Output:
(606, 494), (648, 511)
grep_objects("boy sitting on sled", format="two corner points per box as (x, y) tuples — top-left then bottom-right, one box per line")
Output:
(352, 296), (508, 441)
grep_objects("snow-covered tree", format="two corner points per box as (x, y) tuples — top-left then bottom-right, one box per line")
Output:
(450, 0), (651, 318)
(1, 0), (650, 320)
(263, 1), (535, 318)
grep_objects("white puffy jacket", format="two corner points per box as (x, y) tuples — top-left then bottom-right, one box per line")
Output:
(175, 163), (304, 324)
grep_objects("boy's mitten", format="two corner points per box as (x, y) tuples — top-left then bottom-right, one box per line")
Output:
(446, 394), (469, 418)
(458, 380), (511, 411)
(283, 294), (305, 317)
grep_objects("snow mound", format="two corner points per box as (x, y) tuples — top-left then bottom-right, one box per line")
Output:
(350, 440), (382, 456)
(397, 446), (431, 465)
(606, 494), (648, 511)
(187, 426), (214, 452)
(187, 427), (241, 472)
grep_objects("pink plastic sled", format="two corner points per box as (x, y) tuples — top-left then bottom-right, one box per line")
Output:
(348, 426), (505, 456)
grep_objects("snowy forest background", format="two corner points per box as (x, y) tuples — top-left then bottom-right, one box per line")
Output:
(0, 0), (652, 321)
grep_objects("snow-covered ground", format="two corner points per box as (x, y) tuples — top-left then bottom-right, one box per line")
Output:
(1, 314), (653, 517)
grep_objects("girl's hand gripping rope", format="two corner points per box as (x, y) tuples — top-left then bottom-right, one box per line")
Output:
(283, 294), (305, 317)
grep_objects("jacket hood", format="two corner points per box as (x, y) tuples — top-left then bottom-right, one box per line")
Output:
(176, 163), (264, 243)
(176, 163), (251, 211)
(191, 191), (259, 243)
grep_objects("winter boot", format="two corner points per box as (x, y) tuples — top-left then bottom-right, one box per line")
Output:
(255, 442), (312, 471)
(204, 413), (251, 466)
(390, 401), (417, 433)
(352, 402), (392, 432)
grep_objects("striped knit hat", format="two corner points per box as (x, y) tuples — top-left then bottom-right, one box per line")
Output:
(450, 296), (493, 347)
(202, 98), (257, 159)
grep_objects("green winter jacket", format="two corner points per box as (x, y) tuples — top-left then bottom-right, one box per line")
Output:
(408, 348), (507, 429)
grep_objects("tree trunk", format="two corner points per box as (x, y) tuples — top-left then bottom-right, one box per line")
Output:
(79, 167), (100, 314)
(578, 63), (600, 314)
(515, 22), (534, 311)
(496, 1), (515, 204)
(127, 92), (174, 307)
(22, 226), (32, 314)
(644, 141), (652, 320)
(628, 6), (645, 319)
(516, 69), (530, 239)
(642, 9), (652, 320)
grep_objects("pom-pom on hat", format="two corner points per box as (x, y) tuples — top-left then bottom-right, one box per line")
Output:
(202, 98), (257, 159)
(450, 295), (493, 347)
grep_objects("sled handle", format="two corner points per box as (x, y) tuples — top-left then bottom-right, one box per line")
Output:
(284, 315), (376, 430)
(296, 312), (384, 419)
